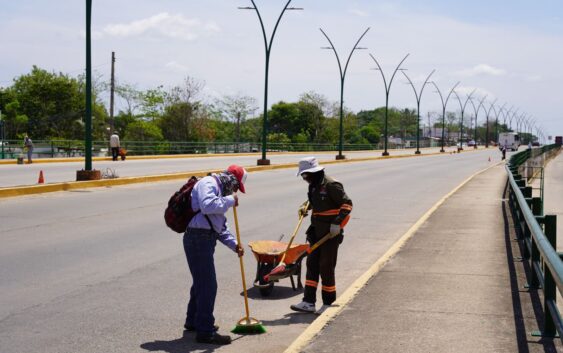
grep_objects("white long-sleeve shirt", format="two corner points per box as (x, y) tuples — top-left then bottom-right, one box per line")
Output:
(110, 134), (120, 148)
(188, 175), (237, 251)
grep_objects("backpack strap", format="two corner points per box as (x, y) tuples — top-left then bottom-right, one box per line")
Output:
(192, 209), (213, 230)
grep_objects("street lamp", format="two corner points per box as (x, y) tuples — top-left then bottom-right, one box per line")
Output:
(490, 102), (506, 145)
(402, 69), (435, 154)
(85, 0), (93, 171)
(507, 108), (519, 131)
(320, 27), (369, 160)
(369, 53), (409, 156)
(453, 89), (476, 151)
(501, 105), (514, 131)
(468, 94), (487, 149)
(430, 81), (460, 152)
(483, 99), (498, 148)
(239, 0), (302, 166)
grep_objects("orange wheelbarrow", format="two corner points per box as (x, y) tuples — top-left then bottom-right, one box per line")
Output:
(248, 240), (309, 297)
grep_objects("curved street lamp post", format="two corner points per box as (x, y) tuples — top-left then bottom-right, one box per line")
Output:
(468, 94), (487, 149)
(369, 53), (409, 156)
(239, 0), (302, 165)
(453, 89), (476, 151)
(402, 69), (435, 154)
(320, 27), (370, 160)
(490, 102), (507, 146)
(483, 98), (498, 148)
(430, 81), (460, 152)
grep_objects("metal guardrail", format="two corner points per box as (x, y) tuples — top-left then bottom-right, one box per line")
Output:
(0, 139), (460, 159)
(505, 144), (562, 342)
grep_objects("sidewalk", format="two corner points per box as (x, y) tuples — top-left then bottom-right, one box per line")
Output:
(542, 151), (563, 252)
(300, 164), (561, 353)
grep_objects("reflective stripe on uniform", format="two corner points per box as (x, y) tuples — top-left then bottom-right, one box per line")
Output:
(312, 209), (340, 216)
(305, 280), (318, 288)
(322, 285), (336, 292)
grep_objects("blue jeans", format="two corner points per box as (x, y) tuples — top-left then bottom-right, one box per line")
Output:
(183, 228), (217, 336)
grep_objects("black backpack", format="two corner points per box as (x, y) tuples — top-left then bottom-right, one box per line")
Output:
(164, 176), (200, 233)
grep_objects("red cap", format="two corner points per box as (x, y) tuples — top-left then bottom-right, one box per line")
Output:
(227, 165), (247, 193)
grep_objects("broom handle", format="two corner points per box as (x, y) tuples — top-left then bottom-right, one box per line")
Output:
(232, 204), (250, 320)
(279, 201), (309, 265)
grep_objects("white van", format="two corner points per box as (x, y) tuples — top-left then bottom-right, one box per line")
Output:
(498, 132), (520, 151)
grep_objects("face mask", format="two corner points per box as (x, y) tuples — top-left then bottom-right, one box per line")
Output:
(218, 172), (239, 196)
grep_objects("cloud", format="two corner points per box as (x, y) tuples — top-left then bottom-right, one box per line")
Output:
(165, 61), (190, 73)
(457, 64), (506, 77)
(348, 9), (369, 17)
(101, 12), (220, 41)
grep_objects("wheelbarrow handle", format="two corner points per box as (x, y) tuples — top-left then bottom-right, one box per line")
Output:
(294, 232), (332, 264)
(278, 201), (309, 265)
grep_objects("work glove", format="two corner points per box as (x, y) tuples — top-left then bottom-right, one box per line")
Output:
(297, 201), (309, 218)
(235, 243), (244, 257)
(233, 194), (239, 207)
(329, 223), (341, 238)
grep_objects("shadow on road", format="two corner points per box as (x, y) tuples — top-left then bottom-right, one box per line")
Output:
(260, 312), (317, 327)
(244, 285), (303, 300)
(140, 330), (219, 353)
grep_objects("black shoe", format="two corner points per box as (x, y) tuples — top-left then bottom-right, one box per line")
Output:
(196, 333), (231, 345)
(184, 324), (219, 332)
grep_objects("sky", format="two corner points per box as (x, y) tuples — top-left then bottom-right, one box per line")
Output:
(1, 0), (562, 139)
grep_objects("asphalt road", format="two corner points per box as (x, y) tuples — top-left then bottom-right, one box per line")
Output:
(0, 150), (497, 353)
(0, 147), (467, 188)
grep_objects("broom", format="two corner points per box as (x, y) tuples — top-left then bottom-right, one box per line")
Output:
(263, 201), (309, 282)
(265, 231), (332, 281)
(231, 203), (266, 334)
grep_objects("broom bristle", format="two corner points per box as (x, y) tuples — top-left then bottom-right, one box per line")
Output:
(231, 323), (267, 334)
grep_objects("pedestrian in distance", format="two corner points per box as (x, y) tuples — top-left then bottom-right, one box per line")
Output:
(291, 157), (353, 315)
(183, 165), (247, 345)
(110, 131), (120, 161)
(23, 135), (33, 164)
(501, 145), (507, 160)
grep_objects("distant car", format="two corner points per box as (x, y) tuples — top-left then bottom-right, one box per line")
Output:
(532, 141), (540, 147)
(467, 140), (476, 147)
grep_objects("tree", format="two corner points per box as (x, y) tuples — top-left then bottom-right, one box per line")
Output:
(299, 91), (332, 142)
(124, 120), (164, 141)
(113, 83), (142, 116)
(215, 93), (257, 143)
(0, 66), (107, 140)
(268, 100), (324, 142)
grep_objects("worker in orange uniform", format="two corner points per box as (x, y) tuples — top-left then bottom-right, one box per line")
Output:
(290, 157), (353, 315)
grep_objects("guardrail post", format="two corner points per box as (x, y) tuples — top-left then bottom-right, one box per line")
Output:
(543, 215), (557, 336)
(528, 210), (540, 288)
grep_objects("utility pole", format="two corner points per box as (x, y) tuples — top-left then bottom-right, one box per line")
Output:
(110, 51), (115, 132)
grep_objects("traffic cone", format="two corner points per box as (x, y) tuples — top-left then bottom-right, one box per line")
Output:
(38, 170), (44, 184)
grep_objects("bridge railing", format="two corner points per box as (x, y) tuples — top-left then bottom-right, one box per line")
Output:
(0, 139), (461, 159)
(505, 144), (562, 342)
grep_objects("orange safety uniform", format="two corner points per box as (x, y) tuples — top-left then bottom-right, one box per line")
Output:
(303, 175), (352, 305)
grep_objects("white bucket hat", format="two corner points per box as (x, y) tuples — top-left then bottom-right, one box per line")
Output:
(296, 157), (325, 176)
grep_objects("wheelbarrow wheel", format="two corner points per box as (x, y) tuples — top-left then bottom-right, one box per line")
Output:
(258, 262), (275, 297)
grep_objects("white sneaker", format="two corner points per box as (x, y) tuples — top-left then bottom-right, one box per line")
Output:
(315, 304), (331, 315)
(290, 301), (316, 313)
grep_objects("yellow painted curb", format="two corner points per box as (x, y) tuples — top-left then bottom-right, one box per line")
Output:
(283, 160), (504, 353)
(0, 148), (494, 199)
